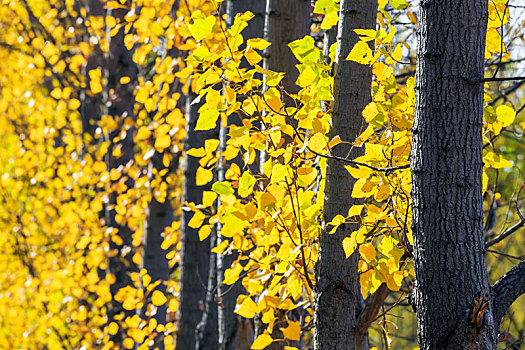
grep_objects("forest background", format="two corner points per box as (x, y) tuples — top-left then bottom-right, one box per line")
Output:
(0, 0), (524, 349)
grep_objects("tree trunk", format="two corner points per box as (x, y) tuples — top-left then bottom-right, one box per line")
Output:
(314, 1), (377, 350)
(263, 0), (310, 94)
(104, 3), (139, 346)
(176, 92), (219, 350)
(140, 4), (182, 349)
(259, 1), (310, 348)
(410, 1), (496, 348)
(214, 2), (265, 349)
(141, 152), (176, 349)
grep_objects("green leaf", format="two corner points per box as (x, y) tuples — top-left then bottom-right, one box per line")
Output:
(212, 181), (235, 196)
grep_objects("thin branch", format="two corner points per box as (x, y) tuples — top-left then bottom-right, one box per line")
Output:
(473, 76), (525, 83)
(486, 249), (524, 261)
(264, 94), (410, 173)
(485, 219), (525, 248)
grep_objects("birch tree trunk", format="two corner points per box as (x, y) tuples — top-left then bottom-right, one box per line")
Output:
(314, 1), (377, 349)
(411, 1), (496, 348)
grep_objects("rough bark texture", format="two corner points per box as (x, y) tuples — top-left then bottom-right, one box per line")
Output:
(104, 4), (139, 346)
(314, 1), (377, 349)
(176, 93), (219, 350)
(411, 1), (495, 349)
(492, 260), (525, 331)
(263, 0), (310, 94)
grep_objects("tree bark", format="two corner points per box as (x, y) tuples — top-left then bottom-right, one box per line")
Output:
(104, 3), (139, 346)
(263, 0), (310, 94)
(213, 2), (265, 349)
(140, 4), (182, 349)
(410, 1), (498, 348)
(259, 1), (310, 348)
(141, 152), (176, 349)
(314, 1), (377, 350)
(176, 92), (219, 350)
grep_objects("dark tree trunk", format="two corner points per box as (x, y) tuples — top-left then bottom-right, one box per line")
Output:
(104, 3), (139, 346)
(176, 92), (219, 350)
(140, 4), (182, 349)
(314, 1), (377, 349)
(141, 151), (176, 349)
(259, 1), (310, 349)
(410, 1), (497, 349)
(263, 0), (310, 94)
(213, 1), (265, 349)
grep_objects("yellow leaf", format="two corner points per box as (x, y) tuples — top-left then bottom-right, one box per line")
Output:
(252, 333), (273, 349)
(320, 10), (339, 30)
(188, 210), (205, 229)
(202, 191), (218, 207)
(195, 109), (219, 131)
(297, 167), (317, 187)
(309, 133), (327, 153)
(235, 295), (257, 318)
(484, 152), (513, 168)
(359, 243), (376, 263)
(205, 139), (221, 152)
(328, 135), (342, 149)
(362, 102), (379, 122)
(348, 205), (363, 217)
(223, 263), (243, 285)
(199, 225), (212, 241)
(346, 41), (373, 64)
(247, 38), (271, 50)
(495, 105), (515, 127)
(281, 321), (301, 341)
(386, 44), (403, 64)
(212, 240), (229, 254)
(108, 322), (119, 335)
(123, 338), (135, 349)
(188, 15), (216, 41)
(136, 126), (151, 140)
(187, 148), (206, 157)
(345, 165), (373, 179)
(239, 171), (256, 198)
(351, 178), (376, 198)
(244, 47), (262, 65)
(93, 161), (106, 173)
(192, 45), (212, 61)
(327, 214), (345, 234)
(354, 29), (377, 42)
(297, 65), (317, 87)
(221, 213), (249, 237)
(151, 290), (167, 306)
(271, 164), (288, 183)
(196, 167), (213, 186)
(343, 227), (366, 258)
(69, 98), (81, 110)
(155, 134), (171, 149)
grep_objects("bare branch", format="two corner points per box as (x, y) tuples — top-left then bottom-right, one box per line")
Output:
(355, 283), (391, 348)
(485, 219), (525, 248)
(492, 260), (525, 330)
